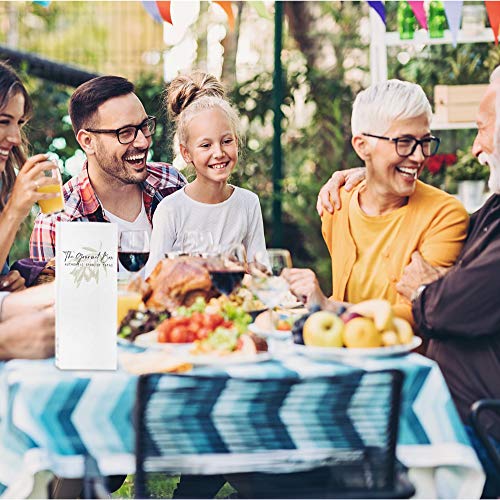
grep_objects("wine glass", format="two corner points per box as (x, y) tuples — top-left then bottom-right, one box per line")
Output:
(209, 243), (246, 296)
(181, 231), (214, 256)
(118, 230), (150, 278)
(267, 248), (293, 276)
(247, 250), (290, 313)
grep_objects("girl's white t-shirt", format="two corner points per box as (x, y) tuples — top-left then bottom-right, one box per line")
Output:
(145, 185), (267, 276)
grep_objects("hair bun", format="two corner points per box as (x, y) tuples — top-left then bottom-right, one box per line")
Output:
(165, 71), (226, 119)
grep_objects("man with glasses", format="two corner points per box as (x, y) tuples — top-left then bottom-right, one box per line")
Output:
(283, 79), (468, 326)
(29, 76), (186, 261)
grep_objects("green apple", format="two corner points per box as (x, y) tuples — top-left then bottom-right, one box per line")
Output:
(303, 311), (344, 347)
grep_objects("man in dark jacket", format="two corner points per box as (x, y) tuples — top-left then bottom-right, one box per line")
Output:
(318, 67), (500, 498)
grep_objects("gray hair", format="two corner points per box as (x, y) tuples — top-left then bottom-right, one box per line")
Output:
(351, 79), (432, 136)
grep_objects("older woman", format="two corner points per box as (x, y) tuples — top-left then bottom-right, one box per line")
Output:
(0, 61), (58, 291)
(283, 80), (468, 324)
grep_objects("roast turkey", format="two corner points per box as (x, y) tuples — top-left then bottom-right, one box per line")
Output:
(144, 256), (218, 311)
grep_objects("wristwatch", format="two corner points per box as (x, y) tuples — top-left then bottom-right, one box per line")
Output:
(411, 284), (427, 303)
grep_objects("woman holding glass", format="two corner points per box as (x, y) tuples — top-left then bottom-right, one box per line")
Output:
(283, 80), (469, 324)
(0, 61), (59, 291)
(145, 72), (267, 276)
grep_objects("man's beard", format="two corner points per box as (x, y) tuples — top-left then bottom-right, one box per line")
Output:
(95, 141), (147, 185)
(478, 151), (500, 194)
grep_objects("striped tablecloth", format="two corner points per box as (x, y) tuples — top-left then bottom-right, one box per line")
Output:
(0, 349), (485, 498)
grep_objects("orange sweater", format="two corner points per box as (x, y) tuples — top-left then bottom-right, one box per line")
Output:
(321, 180), (469, 324)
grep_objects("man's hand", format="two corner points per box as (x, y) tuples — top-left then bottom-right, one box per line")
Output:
(396, 251), (450, 302)
(281, 268), (328, 309)
(316, 167), (366, 216)
(0, 307), (55, 360)
(0, 270), (26, 292)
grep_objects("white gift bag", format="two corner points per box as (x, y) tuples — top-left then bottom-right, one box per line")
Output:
(55, 222), (117, 370)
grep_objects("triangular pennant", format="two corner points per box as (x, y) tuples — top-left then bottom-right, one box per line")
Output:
(367, 1), (386, 24)
(156, 1), (173, 25)
(408, 1), (427, 30)
(485, 0), (500, 45)
(141, 1), (163, 23)
(443, 1), (463, 47)
(213, 1), (235, 31)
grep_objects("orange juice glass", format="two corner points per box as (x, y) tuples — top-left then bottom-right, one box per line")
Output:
(117, 282), (143, 326)
(37, 159), (64, 214)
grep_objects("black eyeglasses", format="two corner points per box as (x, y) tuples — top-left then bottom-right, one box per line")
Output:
(86, 116), (157, 145)
(362, 133), (440, 158)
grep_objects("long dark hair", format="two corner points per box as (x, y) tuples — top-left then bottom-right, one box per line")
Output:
(0, 61), (33, 210)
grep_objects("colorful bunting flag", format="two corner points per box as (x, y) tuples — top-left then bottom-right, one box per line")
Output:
(367, 1), (386, 25)
(443, 1), (463, 47)
(408, 1), (427, 30)
(156, 1), (173, 25)
(141, 1), (163, 23)
(213, 1), (235, 31)
(485, 0), (500, 45)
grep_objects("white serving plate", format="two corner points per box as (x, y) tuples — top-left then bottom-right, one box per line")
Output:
(293, 337), (422, 361)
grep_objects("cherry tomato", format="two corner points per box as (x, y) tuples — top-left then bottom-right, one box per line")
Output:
(157, 329), (168, 343)
(197, 327), (211, 340)
(170, 326), (187, 343)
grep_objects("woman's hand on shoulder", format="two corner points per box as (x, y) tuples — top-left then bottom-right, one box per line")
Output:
(316, 167), (366, 216)
(7, 154), (59, 220)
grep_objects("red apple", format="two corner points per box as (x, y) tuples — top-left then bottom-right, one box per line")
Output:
(340, 312), (363, 324)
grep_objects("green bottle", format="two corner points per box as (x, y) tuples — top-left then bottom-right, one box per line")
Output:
(428, 0), (446, 38)
(398, 1), (416, 40)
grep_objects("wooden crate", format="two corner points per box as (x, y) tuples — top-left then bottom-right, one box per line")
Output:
(433, 84), (488, 122)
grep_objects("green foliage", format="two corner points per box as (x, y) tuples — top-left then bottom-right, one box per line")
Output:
(447, 149), (489, 181)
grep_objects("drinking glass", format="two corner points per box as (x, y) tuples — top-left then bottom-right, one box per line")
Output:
(267, 248), (293, 276)
(36, 159), (64, 215)
(181, 231), (214, 256)
(117, 280), (142, 326)
(118, 230), (150, 277)
(209, 243), (246, 296)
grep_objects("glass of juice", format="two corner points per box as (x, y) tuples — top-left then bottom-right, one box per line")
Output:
(37, 158), (64, 214)
(117, 280), (143, 326)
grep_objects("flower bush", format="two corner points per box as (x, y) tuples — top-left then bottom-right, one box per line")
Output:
(419, 153), (457, 188)
(447, 149), (489, 182)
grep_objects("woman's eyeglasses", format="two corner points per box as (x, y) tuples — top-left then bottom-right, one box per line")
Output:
(362, 133), (440, 158)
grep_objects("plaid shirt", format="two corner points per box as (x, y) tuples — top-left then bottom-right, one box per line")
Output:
(29, 161), (186, 261)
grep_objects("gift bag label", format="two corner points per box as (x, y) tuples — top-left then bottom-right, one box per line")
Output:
(56, 222), (117, 370)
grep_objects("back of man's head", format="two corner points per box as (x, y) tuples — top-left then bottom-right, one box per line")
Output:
(69, 76), (134, 134)
(351, 79), (432, 137)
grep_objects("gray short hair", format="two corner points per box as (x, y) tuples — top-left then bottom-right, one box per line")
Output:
(351, 79), (432, 136)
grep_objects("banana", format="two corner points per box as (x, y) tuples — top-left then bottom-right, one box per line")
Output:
(393, 317), (414, 344)
(349, 299), (394, 331)
(381, 330), (399, 347)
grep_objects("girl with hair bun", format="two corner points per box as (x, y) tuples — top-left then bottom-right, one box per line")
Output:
(146, 71), (267, 274)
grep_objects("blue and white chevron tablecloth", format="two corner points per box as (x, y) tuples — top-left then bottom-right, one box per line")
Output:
(0, 350), (485, 499)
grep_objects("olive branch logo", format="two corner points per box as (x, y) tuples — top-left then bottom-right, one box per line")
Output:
(63, 242), (114, 288)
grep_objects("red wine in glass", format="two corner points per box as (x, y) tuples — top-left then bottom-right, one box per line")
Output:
(210, 270), (245, 295)
(118, 252), (150, 273)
